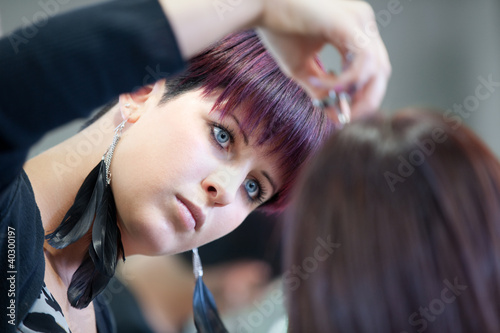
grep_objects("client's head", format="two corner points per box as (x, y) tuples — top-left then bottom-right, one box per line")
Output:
(285, 109), (500, 333)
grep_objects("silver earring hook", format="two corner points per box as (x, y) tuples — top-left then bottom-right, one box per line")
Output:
(103, 119), (128, 184)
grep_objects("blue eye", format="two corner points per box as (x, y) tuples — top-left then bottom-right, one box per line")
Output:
(210, 122), (267, 204)
(213, 126), (231, 149)
(244, 179), (260, 199)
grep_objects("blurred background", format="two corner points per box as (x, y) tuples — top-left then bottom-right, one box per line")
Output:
(1, 0), (499, 332)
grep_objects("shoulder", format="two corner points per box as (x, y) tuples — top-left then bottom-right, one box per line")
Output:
(0, 170), (45, 330)
(0, 170), (44, 240)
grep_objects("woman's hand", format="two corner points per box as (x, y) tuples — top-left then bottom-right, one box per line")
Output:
(257, 0), (391, 118)
(160, 0), (391, 119)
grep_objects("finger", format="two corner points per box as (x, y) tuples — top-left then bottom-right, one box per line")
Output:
(336, 37), (390, 107)
(342, 51), (356, 71)
(350, 72), (388, 118)
(377, 38), (392, 81)
(297, 61), (339, 100)
(340, 41), (382, 89)
(349, 38), (391, 115)
(311, 38), (377, 96)
(333, 12), (386, 87)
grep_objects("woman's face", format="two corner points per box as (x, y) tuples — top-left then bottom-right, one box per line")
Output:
(111, 89), (282, 256)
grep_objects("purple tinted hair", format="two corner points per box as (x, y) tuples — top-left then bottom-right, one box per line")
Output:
(161, 30), (334, 212)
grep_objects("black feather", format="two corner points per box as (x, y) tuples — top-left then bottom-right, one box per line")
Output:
(117, 222), (126, 262)
(50, 159), (126, 309)
(90, 184), (119, 276)
(193, 276), (229, 333)
(67, 183), (125, 309)
(67, 251), (111, 309)
(46, 161), (105, 248)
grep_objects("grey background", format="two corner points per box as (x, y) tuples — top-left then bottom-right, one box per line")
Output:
(1, 0), (499, 158)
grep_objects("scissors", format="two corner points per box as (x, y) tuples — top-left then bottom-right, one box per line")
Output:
(313, 90), (352, 127)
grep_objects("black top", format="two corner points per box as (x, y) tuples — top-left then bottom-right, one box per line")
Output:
(0, 0), (185, 332)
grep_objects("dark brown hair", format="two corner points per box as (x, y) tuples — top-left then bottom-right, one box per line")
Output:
(285, 109), (500, 332)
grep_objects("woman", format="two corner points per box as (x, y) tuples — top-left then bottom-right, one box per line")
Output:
(0, 0), (390, 332)
(285, 109), (500, 332)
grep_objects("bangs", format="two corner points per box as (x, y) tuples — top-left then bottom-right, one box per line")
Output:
(162, 30), (334, 212)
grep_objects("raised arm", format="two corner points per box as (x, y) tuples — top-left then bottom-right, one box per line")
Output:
(161, 0), (391, 117)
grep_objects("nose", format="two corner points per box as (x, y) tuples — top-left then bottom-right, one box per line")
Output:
(202, 166), (244, 206)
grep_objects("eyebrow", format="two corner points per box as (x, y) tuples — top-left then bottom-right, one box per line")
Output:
(230, 114), (277, 196)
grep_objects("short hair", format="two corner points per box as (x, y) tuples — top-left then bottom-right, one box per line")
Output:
(86, 30), (334, 213)
(285, 109), (500, 332)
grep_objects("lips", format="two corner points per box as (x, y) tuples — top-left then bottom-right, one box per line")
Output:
(176, 195), (206, 230)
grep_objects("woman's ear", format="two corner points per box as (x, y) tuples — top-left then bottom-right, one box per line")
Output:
(118, 79), (166, 123)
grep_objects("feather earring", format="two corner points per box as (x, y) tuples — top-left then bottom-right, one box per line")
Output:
(45, 119), (127, 309)
(192, 248), (229, 333)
